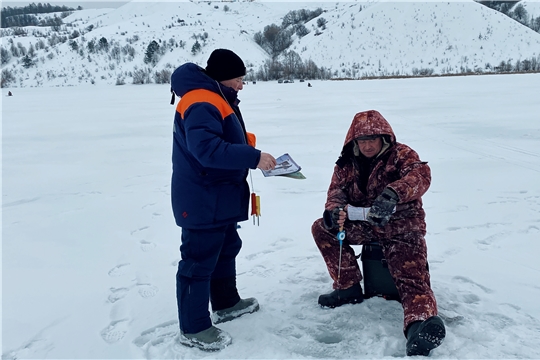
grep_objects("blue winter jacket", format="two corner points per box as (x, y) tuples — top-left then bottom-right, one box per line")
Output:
(170, 63), (261, 229)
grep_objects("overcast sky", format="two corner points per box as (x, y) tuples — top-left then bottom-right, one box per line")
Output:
(1, 1), (128, 9)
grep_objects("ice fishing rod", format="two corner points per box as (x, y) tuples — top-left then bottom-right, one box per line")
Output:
(336, 208), (345, 299)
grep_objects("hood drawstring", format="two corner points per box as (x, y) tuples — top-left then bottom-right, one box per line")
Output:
(170, 88), (176, 105)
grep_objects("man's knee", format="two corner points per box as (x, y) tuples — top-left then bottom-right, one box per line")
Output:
(312, 217), (328, 237)
(312, 218), (330, 244)
(177, 259), (214, 280)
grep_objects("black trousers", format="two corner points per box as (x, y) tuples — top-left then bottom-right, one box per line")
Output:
(176, 223), (242, 334)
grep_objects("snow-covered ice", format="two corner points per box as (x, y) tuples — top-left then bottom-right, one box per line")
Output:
(2, 73), (540, 358)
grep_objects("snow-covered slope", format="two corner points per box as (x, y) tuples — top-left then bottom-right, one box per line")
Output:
(296, 1), (540, 76)
(1, 0), (539, 87)
(62, 8), (116, 24)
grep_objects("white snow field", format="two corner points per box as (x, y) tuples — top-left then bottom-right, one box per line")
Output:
(2, 72), (540, 359)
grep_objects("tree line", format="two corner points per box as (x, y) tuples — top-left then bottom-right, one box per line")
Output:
(248, 50), (332, 81)
(1, 2), (76, 28)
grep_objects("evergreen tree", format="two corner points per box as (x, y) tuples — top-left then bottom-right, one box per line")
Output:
(87, 39), (96, 53)
(98, 37), (109, 52)
(1, 68), (16, 87)
(144, 40), (160, 65)
(1, 47), (12, 65)
(69, 40), (78, 51)
(317, 17), (327, 29)
(22, 54), (34, 68)
(191, 40), (201, 55)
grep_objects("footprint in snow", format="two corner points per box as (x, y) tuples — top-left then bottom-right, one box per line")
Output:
(245, 249), (273, 260)
(100, 319), (130, 344)
(134, 322), (189, 359)
(109, 283), (159, 301)
(101, 303), (131, 344)
(452, 275), (494, 294)
(438, 312), (465, 325)
(130, 226), (149, 236)
(140, 240), (156, 252)
(484, 312), (516, 328)
(108, 287), (130, 303)
(245, 238), (295, 261)
(108, 263), (130, 277)
(132, 273), (159, 298)
(314, 331), (343, 344)
(476, 231), (510, 247)
(138, 284), (159, 298)
(270, 237), (294, 248)
(248, 264), (275, 278)
(461, 293), (481, 304)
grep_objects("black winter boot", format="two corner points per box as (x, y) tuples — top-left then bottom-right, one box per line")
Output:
(318, 283), (364, 308)
(406, 315), (446, 356)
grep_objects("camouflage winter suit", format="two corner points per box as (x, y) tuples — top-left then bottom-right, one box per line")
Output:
(312, 110), (438, 333)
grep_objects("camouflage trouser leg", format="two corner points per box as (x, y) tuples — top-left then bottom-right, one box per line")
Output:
(382, 231), (438, 334)
(311, 218), (438, 335)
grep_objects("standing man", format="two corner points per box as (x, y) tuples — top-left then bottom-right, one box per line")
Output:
(170, 49), (276, 351)
(312, 110), (445, 356)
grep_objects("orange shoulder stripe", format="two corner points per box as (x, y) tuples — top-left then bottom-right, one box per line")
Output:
(176, 89), (234, 120)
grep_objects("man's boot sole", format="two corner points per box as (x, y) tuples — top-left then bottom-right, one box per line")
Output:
(406, 317), (446, 356)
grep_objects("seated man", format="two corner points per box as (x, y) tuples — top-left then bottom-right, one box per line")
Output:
(311, 110), (445, 356)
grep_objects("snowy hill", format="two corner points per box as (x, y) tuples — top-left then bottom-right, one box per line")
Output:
(1, 0), (540, 87)
(297, 1), (540, 76)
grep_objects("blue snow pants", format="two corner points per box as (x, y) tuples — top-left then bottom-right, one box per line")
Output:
(176, 223), (242, 334)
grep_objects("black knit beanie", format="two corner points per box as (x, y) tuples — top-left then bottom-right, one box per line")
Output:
(205, 49), (246, 82)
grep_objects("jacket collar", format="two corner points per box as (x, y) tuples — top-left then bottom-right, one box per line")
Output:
(217, 82), (240, 106)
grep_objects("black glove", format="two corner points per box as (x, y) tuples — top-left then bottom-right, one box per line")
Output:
(367, 188), (399, 227)
(323, 207), (342, 230)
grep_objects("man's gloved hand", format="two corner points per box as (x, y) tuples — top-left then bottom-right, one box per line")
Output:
(323, 207), (342, 230)
(366, 188), (399, 227)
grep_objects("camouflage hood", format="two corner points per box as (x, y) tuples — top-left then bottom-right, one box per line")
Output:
(340, 110), (396, 159)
